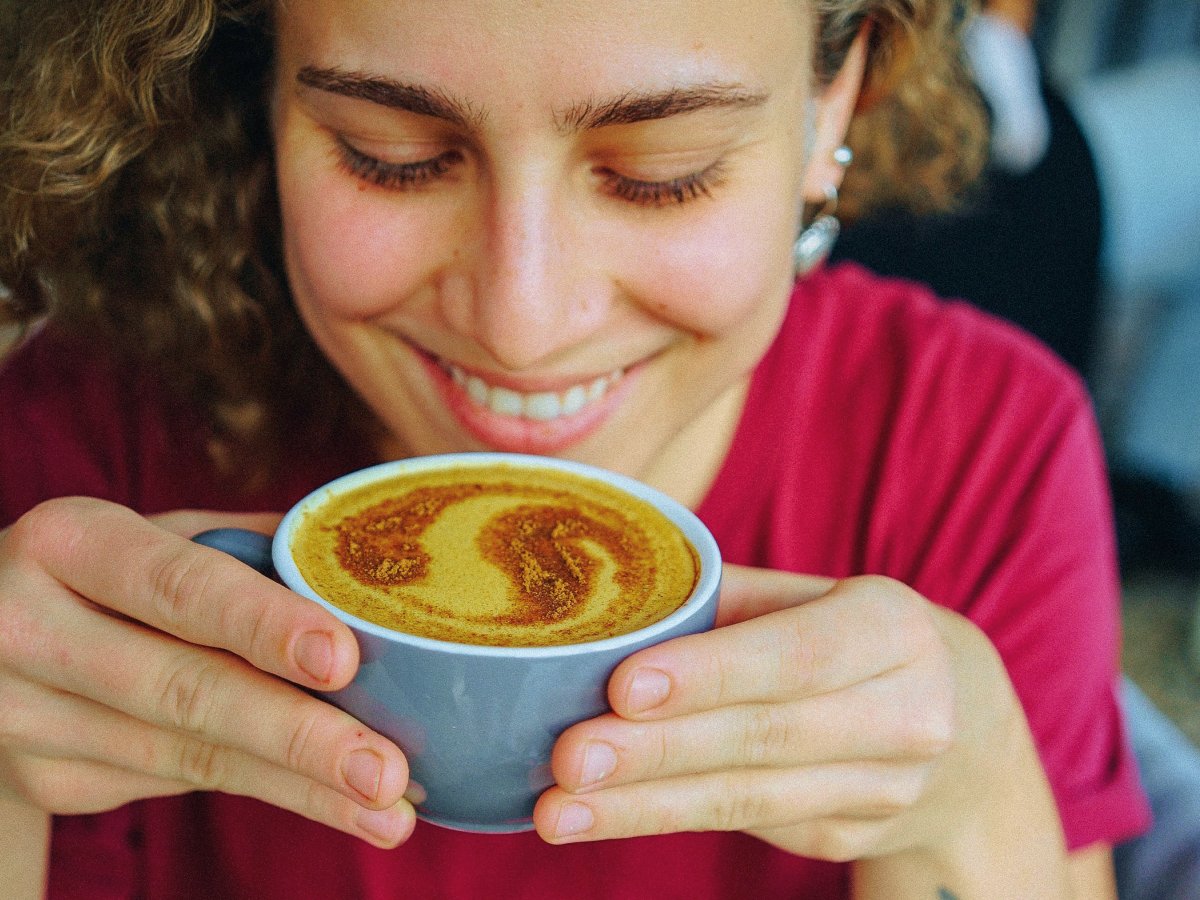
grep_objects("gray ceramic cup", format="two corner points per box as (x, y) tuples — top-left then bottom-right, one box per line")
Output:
(197, 452), (721, 833)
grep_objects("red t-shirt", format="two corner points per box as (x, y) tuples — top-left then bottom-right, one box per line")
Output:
(0, 263), (1150, 899)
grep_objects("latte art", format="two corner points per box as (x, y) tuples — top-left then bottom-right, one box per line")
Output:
(291, 463), (699, 646)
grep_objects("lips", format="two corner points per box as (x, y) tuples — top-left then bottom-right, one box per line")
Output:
(420, 354), (637, 454)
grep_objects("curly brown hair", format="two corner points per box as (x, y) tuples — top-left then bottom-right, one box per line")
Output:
(0, 0), (986, 483)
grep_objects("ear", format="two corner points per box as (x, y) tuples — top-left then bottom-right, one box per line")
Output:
(802, 25), (869, 204)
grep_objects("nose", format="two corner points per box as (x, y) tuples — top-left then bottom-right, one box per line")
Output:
(457, 174), (610, 371)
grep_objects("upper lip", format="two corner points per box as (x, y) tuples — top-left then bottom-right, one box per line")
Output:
(440, 358), (625, 394)
(405, 336), (647, 393)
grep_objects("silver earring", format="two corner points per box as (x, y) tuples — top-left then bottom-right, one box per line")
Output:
(792, 183), (841, 276)
(792, 145), (852, 276)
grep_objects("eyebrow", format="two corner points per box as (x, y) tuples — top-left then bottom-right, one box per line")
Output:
(556, 84), (768, 132)
(297, 66), (485, 129)
(297, 65), (766, 134)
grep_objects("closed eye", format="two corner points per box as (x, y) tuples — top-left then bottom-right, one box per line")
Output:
(333, 136), (463, 190)
(597, 160), (728, 207)
(333, 132), (728, 208)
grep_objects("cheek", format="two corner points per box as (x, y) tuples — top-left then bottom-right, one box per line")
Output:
(277, 166), (445, 322)
(617, 194), (795, 334)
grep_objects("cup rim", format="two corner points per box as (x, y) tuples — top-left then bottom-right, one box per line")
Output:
(273, 452), (722, 658)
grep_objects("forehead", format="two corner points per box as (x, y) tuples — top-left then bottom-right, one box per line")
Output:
(276, 0), (812, 110)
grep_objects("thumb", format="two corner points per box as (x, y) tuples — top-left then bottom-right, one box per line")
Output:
(716, 563), (837, 627)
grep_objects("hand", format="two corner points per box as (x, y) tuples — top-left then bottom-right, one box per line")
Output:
(534, 564), (1022, 862)
(0, 497), (415, 848)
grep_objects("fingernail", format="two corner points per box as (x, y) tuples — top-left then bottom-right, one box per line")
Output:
(342, 749), (384, 802)
(355, 804), (410, 845)
(295, 631), (334, 683)
(579, 741), (617, 787)
(554, 802), (594, 838)
(625, 668), (671, 714)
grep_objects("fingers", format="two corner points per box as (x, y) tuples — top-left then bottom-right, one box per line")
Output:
(0, 753), (195, 814)
(609, 575), (940, 720)
(535, 572), (957, 847)
(5, 751), (414, 849)
(4, 596), (410, 813)
(9, 497), (357, 690)
(0, 498), (417, 847)
(535, 760), (929, 845)
(553, 668), (953, 794)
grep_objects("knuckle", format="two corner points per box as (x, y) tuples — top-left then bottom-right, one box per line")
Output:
(707, 650), (740, 707)
(653, 803), (687, 836)
(149, 545), (220, 629)
(302, 777), (338, 825)
(741, 705), (793, 765)
(309, 780), (369, 839)
(176, 736), (228, 789)
(158, 657), (225, 733)
(775, 618), (819, 695)
(3, 498), (88, 563)
(242, 601), (276, 665)
(854, 575), (939, 656)
(645, 725), (670, 778)
(623, 788), (687, 837)
(284, 706), (325, 773)
(709, 775), (771, 832)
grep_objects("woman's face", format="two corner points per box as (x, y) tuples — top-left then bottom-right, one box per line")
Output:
(272, 0), (831, 495)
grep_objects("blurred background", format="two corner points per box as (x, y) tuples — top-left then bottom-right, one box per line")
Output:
(834, 0), (1200, 748)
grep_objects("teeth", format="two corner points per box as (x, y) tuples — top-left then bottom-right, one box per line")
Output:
(446, 364), (623, 421)
(524, 391), (562, 421)
(561, 386), (587, 416)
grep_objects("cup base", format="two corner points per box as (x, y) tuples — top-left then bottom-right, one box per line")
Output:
(419, 811), (536, 834)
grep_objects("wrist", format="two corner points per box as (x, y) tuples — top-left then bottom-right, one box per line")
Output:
(861, 615), (1071, 897)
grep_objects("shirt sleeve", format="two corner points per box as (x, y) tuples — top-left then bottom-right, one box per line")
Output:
(878, 327), (1152, 851)
(974, 390), (1152, 850)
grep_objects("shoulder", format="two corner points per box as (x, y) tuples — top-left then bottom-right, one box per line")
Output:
(0, 327), (207, 521)
(788, 262), (1088, 408)
(717, 263), (1104, 583)
(783, 264), (1111, 598)
(771, 262), (1095, 464)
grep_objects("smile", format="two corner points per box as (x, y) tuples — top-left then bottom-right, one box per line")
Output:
(443, 363), (626, 422)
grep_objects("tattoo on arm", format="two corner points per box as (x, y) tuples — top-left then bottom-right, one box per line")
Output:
(937, 890), (961, 900)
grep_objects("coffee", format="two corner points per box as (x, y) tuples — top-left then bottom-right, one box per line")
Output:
(290, 462), (700, 647)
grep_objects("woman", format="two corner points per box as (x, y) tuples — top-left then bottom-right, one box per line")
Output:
(0, 1), (1148, 897)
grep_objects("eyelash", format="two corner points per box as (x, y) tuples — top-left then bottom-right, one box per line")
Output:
(334, 137), (460, 190)
(597, 162), (726, 208)
(334, 136), (725, 208)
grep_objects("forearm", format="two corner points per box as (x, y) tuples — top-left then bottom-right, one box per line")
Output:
(0, 797), (50, 900)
